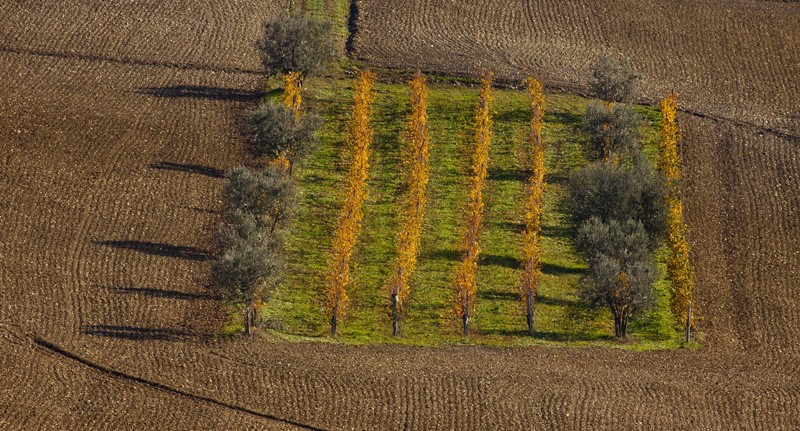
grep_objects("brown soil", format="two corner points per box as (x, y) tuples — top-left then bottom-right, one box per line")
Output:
(1, 0), (799, 429)
(353, 0), (800, 135)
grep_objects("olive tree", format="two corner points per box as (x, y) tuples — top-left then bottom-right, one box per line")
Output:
(569, 154), (667, 246)
(211, 213), (284, 335)
(589, 54), (640, 103)
(582, 100), (640, 161)
(249, 102), (321, 171)
(257, 11), (338, 77)
(576, 218), (658, 338)
(222, 165), (296, 233)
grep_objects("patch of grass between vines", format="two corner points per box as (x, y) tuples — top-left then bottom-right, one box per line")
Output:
(260, 76), (685, 350)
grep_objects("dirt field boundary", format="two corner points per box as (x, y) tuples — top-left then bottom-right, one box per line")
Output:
(33, 338), (325, 431)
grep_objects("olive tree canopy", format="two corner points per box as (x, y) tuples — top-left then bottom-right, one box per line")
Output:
(257, 11), (338, 76)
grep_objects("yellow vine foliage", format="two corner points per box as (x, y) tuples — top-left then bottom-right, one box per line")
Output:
(454, 70), (494, 323)
(520, 77), (545, 312)
(274, 71), (304, 172)
(659, 91), (695, 326)
(388, 72), (431, 310)
(283, 71), (303, 115)
(325, 70), (377, 329)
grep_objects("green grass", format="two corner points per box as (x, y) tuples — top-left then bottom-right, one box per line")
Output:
(260, 75), (685, 350)
(300, 0), (351, 40)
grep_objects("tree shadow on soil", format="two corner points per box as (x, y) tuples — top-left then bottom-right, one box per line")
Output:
(83, 325), (193, 341)
(135, 85), (265, 102)
(180, 206), (219, 215)
(108, 286), (218, 301)
(96, 240), (212, 261)
(149, 161), (225, 178)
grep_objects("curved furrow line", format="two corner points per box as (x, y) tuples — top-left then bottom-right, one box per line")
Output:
(355, 0), (800, 133)
(34, 337), (309, 430)
(0, 327), (277, 430)
(66, 71), (176, 349)
(0, 0), (287, 76)
(752, 135), (800, 355)
(0, 52), (85, 341)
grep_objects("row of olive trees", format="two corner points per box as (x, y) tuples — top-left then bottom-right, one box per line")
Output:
(212, 167), (293, 335)
(571, 55), (667, 338)
(211, 11), (334, 335)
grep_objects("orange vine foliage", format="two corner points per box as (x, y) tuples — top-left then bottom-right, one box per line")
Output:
(520, 77), (545, 333)
(325, 70), (376, 335)
(454, 70), (494, 333)
(388, 72), (431, 311)
(659, 91), (695, 326)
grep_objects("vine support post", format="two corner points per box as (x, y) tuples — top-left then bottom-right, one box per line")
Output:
(462, 296), (470, 336)
(685, 304), (692, 343)
(391, 293), (399, 337)
(526, 292), (535, 337)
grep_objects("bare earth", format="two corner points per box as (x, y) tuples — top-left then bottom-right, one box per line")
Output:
(1, 0), (799, 429)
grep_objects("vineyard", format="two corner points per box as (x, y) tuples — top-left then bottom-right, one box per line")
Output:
(264, 76), (679, 347)
(1, 0), (799, 429)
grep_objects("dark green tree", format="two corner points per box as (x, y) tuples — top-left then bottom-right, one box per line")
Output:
(249, 102), (321, 171)
(569, 154), (667, 246)
(582, 100), (640, 161)
(222, 165), (295, 233)
(589, 54), (640, 103)
(257, 11), (338, 77)
(576, 218), (658, 338)
(211, 212), (284, 335)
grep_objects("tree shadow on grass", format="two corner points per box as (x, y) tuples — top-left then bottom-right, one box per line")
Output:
(494, 108), (528, 123)
(424, 249), (461, 262)
(488, 167), (527, 182)
(96, 240), (212, 261)
(542, 263), (586, 276)
(149, 161), (225, 178)
(542, 262), (584, 276)
(135, 85), (266, 102)
(543, 172), (569, 186)
(83, 325), (193, 341)
(479, 254), (520, 269)
(542, 224), (572, 239)
(479, 290), (517, 301)
(545, 111), (584, 129)
(497, 221), (525, 234)
(536, 294), (575, 308)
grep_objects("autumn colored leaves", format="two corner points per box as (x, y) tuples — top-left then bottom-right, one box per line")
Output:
(326, 70), (376, 336)
(454, 72), (494, 335)
(388, 73), (431, 336)
(323, 71), (548, 337)
(521, 77), (546, 337)
(659, 92), (695, 331)
(321, 72), (693, 339)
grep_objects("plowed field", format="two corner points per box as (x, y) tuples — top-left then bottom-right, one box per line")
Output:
(2, 0), (800, 429)
(353, 0), (800, 135)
